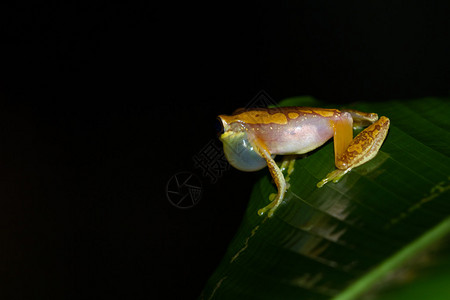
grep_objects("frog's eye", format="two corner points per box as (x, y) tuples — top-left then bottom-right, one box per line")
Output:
(215, 117), (224, 135)
(220, 131), (269, 172)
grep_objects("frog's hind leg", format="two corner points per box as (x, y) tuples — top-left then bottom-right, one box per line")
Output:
(317, 112), (390, 187)
(317, 112), (354, 187)
(340, 109), (378, 128)
(336, 116), (390, 170)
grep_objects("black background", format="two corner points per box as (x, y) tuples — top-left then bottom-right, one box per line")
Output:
(0, 2), (449, 299)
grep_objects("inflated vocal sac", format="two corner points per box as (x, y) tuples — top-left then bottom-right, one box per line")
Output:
(220, 131), (271, 172)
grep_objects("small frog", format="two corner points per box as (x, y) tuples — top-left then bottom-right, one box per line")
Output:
(217, 107), (390, 218)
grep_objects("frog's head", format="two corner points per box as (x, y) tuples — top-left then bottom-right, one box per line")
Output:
(216, 115), (268, 172)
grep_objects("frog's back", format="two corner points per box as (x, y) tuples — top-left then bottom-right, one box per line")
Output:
(229, 107), (340, 155)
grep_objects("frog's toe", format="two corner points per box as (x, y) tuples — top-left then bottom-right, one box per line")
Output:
(258, 203), (274, 216)
(269, 193), (277, 201)
(258, 204), (278, 218)
(317, 168), (351, 188)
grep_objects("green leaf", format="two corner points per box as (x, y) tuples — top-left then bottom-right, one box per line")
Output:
(201, 97), (450, 300)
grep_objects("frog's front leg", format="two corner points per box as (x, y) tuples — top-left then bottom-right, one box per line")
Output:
(317, 112), (390, 187)
(250, 138), (287, 218)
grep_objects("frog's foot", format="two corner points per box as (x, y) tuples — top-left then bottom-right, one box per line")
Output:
(280, 155), (296, 182)
(258, 202), (273, 217)
(259, 180), (287, 217)
(317, 168), (351, 188)
(258, 197), (280, 218)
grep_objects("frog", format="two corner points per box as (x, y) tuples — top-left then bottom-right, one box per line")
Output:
(217, 106), (390, 218)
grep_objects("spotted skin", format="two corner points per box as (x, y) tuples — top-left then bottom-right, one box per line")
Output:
(218, 107), (390, 218)
(219, 107), (340, 126)
(336, 116), (390, 169)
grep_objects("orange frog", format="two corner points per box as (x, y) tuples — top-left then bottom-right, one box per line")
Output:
(217, 107), (390, 217)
